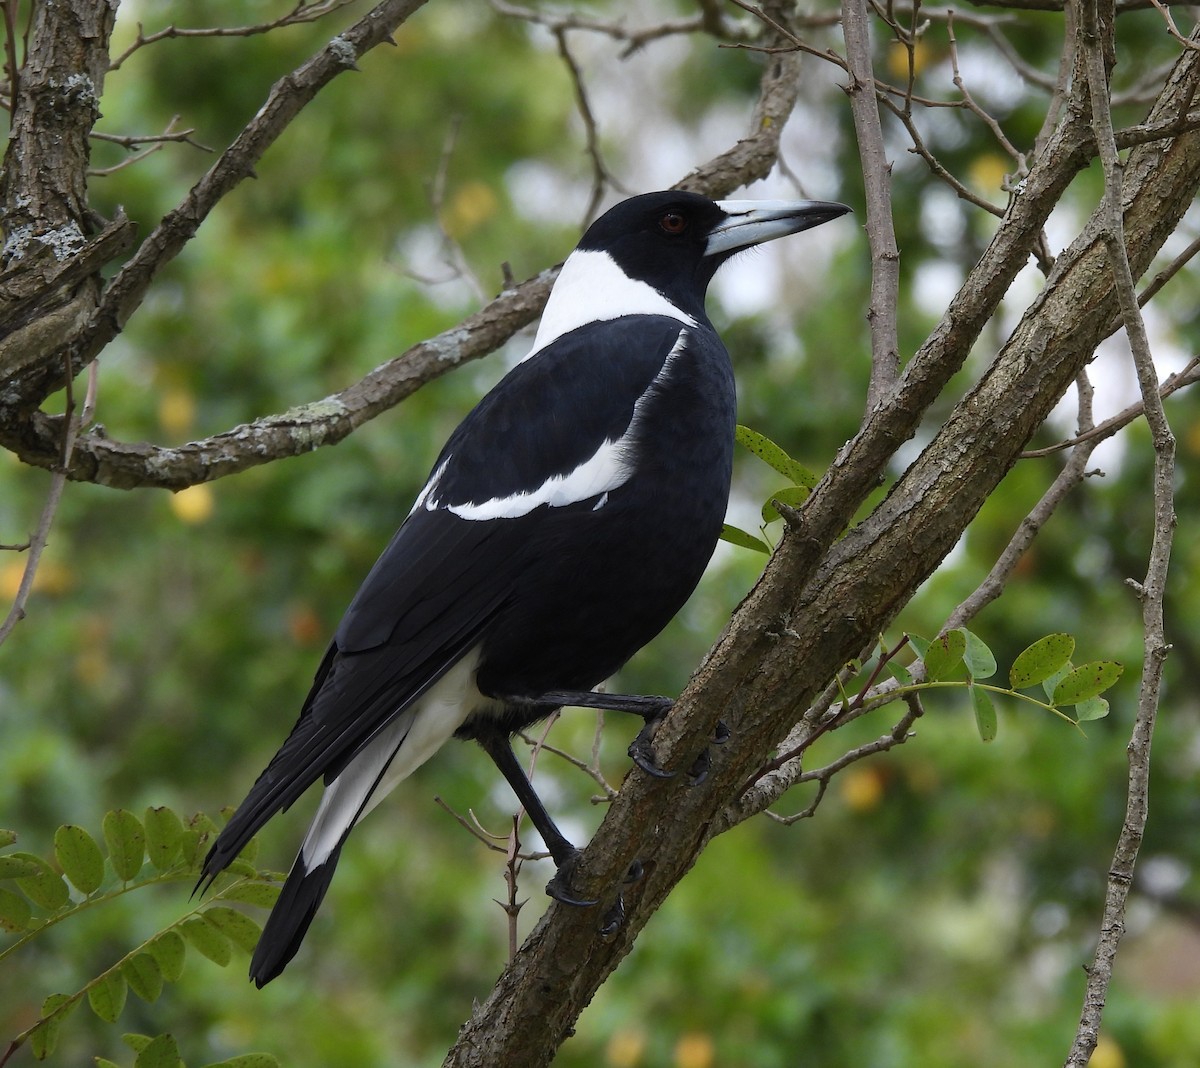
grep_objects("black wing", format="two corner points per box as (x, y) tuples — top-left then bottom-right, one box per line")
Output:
(200, 315), (690, 883)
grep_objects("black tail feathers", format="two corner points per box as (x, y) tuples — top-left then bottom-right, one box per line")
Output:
(249, 843), (345, 987)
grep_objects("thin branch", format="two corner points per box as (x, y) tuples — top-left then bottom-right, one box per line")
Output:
(761, 694), (924, 826)
(108, 0), (359, 72)
(842, 0), (902, 412)
(1020, 354), (1200, 458)
(551, 26), (626, 226)
(1, 0), (18, 122)
(0, 353), (87, 647)
(488, 0), (735, 58)
(1063, 4), (1180, 1064)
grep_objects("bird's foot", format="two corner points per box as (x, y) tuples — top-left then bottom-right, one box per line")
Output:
(627, 704), (677, 778)
(599, 860), (646, 937)
(545, 849), (600, 907)
(685, 719), (731, 786)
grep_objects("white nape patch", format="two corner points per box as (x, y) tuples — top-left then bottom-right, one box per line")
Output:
(439, 331), (689, 522)
(299, 649), (493, 868)
(524, 249), (696, 360)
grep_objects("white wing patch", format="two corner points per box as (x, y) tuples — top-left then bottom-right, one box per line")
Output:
(433, 331), (690, 522)
(524, 249), (697, 360)
(299, 648), (493, 869)
(445, 436), (633, 520)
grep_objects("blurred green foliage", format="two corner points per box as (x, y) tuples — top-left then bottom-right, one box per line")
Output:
(3, 1), (1200, 1066)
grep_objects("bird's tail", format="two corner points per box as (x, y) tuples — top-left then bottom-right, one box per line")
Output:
(250, 841), (345, 987)
(245, 707), (422, 984)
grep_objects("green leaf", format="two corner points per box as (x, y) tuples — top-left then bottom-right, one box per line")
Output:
(123, 1033), (154, 1053)
(88, 970), (128, 1024)
(0, 885), (33, 930)
(202, 1055), (283, 1068)
(970, 685), (998, 742)
(718, 522), (770, 554)
(924, 629), (967, 681)
(179, 812), (221, 869)
(146, 930), (187, 983)
(1041, 663), (1071, 703)
(203, 906), (263, 955)
(180, 915), (233, 966)
(1009, 633), (1075, 689)
(886, 660), (912, 686)
(55, 824), (105, 895)
(735, 425), (817, 487)
(908, 635), (930, 660)
(1052, 661), (1124, 706)
(0, 854), (42, 879)
(95, 1060), (122, 1068)
(29, 993), (78, 1060)
(103, 810), (146, 882)
(13, 852), (70, 910)
(962, 630), (997, 680)
(0, 829), (17, 848)
(220, 881), (281, 909)
(761, 485), (811, 524)
(134, 1032), (182, 1068)
(123, 952), (165, 1003)
(144, 807), (185, 872)
(1075, 695), (1111, 722)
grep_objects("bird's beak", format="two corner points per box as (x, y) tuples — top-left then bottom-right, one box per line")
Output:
(706, 199), (851, 258)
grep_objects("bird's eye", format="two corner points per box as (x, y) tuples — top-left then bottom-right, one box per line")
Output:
(658, 212), (688, 235)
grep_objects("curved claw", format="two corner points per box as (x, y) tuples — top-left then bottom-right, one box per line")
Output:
(599, 894), (625, 937)
(545, 850), (600, 907)
(687, 747), (712, 786)
(628, 719), (676, 779)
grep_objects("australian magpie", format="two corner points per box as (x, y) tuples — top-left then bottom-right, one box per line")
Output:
(200, 190), (849, 986)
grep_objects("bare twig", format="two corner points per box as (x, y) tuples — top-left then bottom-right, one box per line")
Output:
(1063, 4), (1180, 1064)
(551, 26), (626, 226)
(1, 0), (19, 122)
(108, 0), (359, 72)
(1020, 355), (1200, 459)
(0, 353), (87, 646)
(754, 694), (924, 826)
(489, 0), (731, 58)
(841, 0), (902, 412)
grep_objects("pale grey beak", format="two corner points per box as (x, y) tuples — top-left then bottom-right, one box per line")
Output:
(706, 199), (851, 258)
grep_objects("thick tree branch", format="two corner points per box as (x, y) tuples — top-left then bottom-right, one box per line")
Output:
(440, 28), (1200, 1067)
(0, 15), (806, 489)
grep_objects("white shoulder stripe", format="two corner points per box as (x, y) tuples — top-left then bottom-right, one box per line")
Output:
(524, 249), (697, 360)
(436, 330), (689, 522)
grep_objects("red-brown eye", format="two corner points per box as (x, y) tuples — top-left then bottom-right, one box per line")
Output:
(658, 212), (687, 234)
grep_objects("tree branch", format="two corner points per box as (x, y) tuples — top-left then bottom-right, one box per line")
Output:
(2, 0), (431, 410)
(440, 20), (1200, 1068)
(1063, 0), (1178, 1062)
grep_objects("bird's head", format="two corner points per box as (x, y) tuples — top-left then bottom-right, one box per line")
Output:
(528, 191), (850, 356)
(582, 190), (849, 308)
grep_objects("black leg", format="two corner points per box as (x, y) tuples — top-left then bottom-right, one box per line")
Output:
(501, 689), (676, 778)
(474, 729), (598, 907)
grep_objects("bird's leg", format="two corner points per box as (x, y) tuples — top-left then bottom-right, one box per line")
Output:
(474, 728), (598, 907)
(528, 689), (676, 778)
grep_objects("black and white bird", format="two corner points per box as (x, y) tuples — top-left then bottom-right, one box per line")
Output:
(200, 190), (849, 986)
